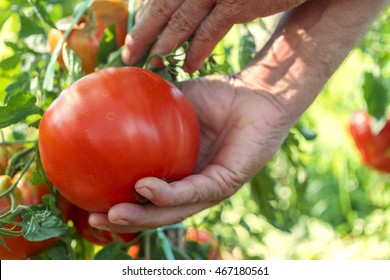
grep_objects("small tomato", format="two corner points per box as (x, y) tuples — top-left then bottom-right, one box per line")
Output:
(349, 111), (390, 173)
(48, 0), (128, 73)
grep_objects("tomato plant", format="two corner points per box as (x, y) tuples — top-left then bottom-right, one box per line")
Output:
(0, 172), (72, 260)
(349, 111), (390, 173)
(1, 0), (388, 261)
(71, 206), (137, 246)
(38, 66), (200, 212)
(48, 0), (128, 73)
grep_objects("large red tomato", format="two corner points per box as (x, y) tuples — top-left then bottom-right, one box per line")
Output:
(38, 67), (200, 212)
(72, 206), (137, 246)
(48, 0), (128, 73)
(0, 173), (72, 260)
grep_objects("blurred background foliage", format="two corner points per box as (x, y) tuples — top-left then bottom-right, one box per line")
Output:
(1, 0), (390, 259)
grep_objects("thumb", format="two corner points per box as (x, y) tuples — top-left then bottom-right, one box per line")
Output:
(134, 166), (238, 207)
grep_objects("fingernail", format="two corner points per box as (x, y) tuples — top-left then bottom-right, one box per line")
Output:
(91, 224), (109, 231)
(136, 185), (153, 200)
(112, 219), (130, 226)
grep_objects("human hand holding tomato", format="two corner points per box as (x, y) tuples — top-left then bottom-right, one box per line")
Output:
(88, 74), (292, 232)
(121, 0), (307, 72)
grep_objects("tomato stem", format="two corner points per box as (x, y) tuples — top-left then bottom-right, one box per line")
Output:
(127, 0), (136, 33)
(4, 146), (35, 178)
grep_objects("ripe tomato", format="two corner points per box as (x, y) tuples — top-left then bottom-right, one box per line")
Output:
(39, 67), (200, 212)
(186, 227), (221, 260)
(0, 173), (72, 260)
(72, 206), (137, 246)
(48, 0), (128, 73)
(349, 111), (390, 173)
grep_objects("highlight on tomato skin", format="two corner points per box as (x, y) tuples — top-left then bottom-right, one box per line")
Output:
(48, 0), (128, 73)
(38, 66), (200, 212)
(349, 111), (390, 173)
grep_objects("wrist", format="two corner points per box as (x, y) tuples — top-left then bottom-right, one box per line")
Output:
(238, 0), (389, 120)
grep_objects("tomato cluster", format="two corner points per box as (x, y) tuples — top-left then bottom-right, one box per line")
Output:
(349, 111), (390, 173)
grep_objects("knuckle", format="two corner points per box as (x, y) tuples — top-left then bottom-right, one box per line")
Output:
(167, 9), (196, 34)
(196, 21), (221, 45)
(149, 0), (178, 18)
(219, 0), (244, 18)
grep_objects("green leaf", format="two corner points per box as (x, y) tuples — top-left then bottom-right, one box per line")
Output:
(362, 72), (389, 120)
(21, 207), (68, 241)
(62, 47), (84, 83)
(47, 246), (68, 260)
(250, 167), (291, 232)
(0, 237), (11, 251)
(99, 47), (126, 69)
(94, 242), (132, 260)
(0, 92), (41, 129)
(0, 53), (21, 70)
(27, 0), (56, 29)
(31, 149), (48, 186)
(96, 24), (118, 65)
(4, 74), (30, 101)
(19, 15), (45, 38)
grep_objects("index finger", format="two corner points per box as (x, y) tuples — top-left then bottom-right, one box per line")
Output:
(122, 0), (185, 65)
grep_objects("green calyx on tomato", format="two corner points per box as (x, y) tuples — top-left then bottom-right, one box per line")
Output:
(48, 0), (128, 74)
(349, 111), (390, 173)
(39, 66), (200, 212)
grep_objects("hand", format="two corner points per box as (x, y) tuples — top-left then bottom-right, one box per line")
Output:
(89, 74), (294, 232)
(90, 0), (389, 233)
(122, 0), (308, 72)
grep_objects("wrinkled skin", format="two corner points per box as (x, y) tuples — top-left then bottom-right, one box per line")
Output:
(122, 0), (308, 71)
